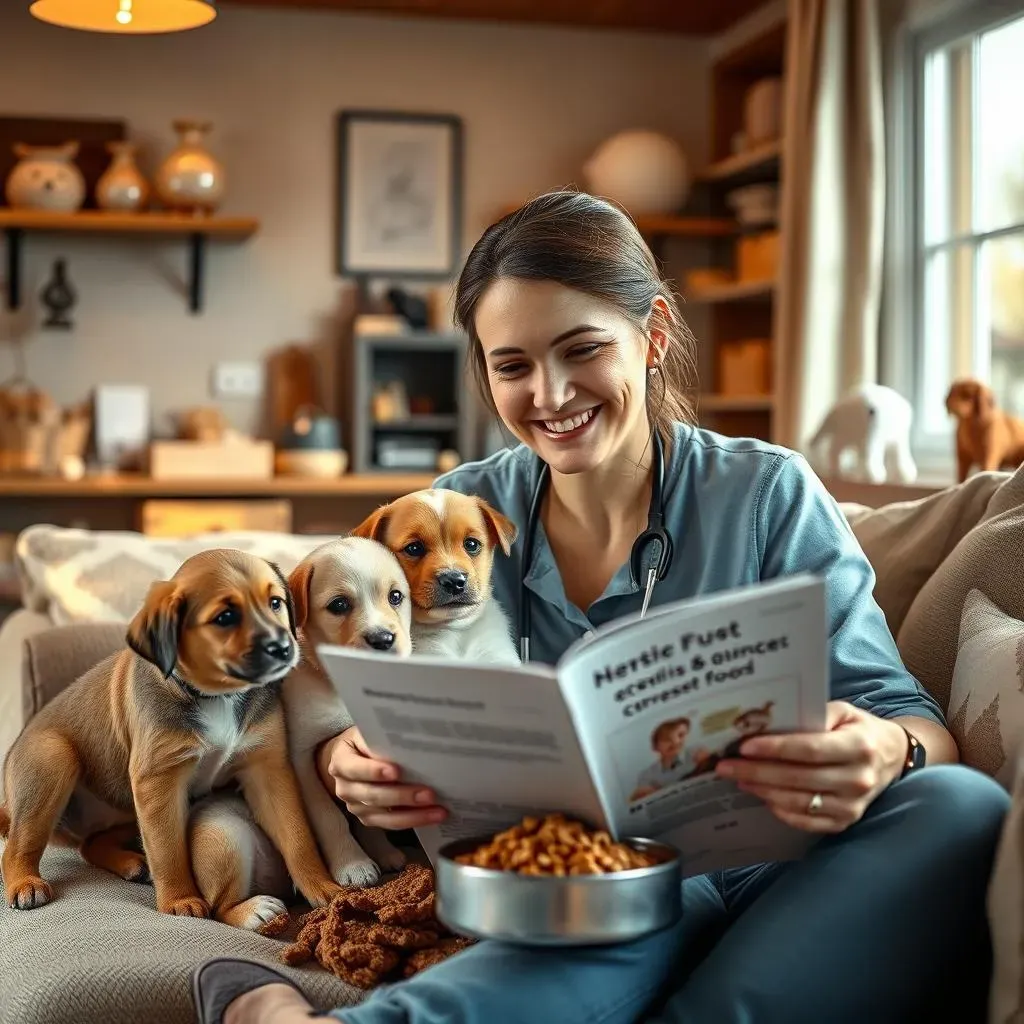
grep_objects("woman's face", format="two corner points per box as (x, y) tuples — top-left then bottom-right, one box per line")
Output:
(474, 277), (660, 476)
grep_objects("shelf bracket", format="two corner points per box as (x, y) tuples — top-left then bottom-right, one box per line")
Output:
(4, 227), (23, 311)
(188, 231), (205, 314)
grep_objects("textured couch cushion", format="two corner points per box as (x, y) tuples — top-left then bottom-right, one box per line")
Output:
(947, 589), (1024, 789)
(898, 465), (1024, 715)
(22, 621), (126, 723)
(15, 525), (334, 626)
(0, 840), (363, 1024)
(840, 471), (1008, 641)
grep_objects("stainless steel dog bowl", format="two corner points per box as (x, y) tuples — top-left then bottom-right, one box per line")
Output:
(435, 835), (682, 946)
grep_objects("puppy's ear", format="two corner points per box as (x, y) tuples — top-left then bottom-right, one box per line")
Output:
(477, 497), (518, 556)
(287, 561), (314, 632)
(973, 383), (995, 419)
(269, 560), (298, 637)
(351, 504), (391, 542)
(126, 580), (186, 678)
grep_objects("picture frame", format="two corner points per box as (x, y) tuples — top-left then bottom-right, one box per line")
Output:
(336, 110), (463, 279)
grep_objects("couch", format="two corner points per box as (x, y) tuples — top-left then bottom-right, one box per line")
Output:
(1, 466), (1024, 1024)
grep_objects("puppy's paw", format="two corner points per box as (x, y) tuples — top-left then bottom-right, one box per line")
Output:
(110, 851), (151, 884)
(332, 856), (382, 889)
(7, 876), (53, 910)
(299, 877), (345, 908)
(357, 830), (407, 873)
(232, 895), (290, 932)
(160, 895), (211, 918)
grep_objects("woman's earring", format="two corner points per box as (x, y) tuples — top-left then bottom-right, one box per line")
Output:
(648, 367), (658, 376)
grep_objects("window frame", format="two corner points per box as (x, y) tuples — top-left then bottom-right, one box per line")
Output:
(884, 0), (1024, 476)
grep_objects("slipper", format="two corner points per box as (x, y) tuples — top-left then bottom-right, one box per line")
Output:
(191, 957), (308, 1024)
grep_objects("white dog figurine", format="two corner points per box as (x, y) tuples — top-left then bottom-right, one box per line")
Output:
(806, 384), (917, 484)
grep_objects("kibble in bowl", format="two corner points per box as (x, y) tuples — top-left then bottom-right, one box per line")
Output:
(437, 813), (681, 946)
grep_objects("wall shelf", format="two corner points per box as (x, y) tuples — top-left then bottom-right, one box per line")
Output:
(699, 139), (783, 185)
(687, 278), (775, 304)
(0, 471), (434, 499)
(634, 215), (737, 237)
(0, 209), (260, 315)
(699, 394), (774, 412)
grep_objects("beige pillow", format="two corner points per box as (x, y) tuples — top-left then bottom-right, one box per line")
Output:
(947, 588), (1024, 789)
(842, 471), (1007, 640)
(988, 753), (1024, 1024)
(897, 466), (1024, 715)
(15, 524), (335, 626)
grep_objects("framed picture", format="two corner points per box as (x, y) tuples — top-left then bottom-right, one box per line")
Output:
(336, 110), (463, 279)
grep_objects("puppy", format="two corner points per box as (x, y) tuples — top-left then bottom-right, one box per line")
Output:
(284, 537), (413, 887)
(352, 488), (520, 665)
(946, 377), (1024, 481)
(0, 549), (342, 928)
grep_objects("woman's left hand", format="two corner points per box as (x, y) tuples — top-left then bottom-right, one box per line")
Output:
(714, 700), (908, 834)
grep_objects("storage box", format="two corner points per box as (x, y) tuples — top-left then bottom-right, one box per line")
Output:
(717, 339), (773, 396)
(736, 231), (779, 282)
(140, 499), (292, 537)
(148, 439), (275, 480)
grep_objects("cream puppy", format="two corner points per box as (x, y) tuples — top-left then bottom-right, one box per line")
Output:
(352, 488), (520, 665)
(284, 537), (412, 887)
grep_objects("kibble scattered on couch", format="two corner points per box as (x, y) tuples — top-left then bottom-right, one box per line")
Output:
(1, 464), (1023, 1024)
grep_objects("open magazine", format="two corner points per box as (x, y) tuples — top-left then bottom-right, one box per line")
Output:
(317, 573), (829, 878)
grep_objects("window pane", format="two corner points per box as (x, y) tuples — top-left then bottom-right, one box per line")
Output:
(982, 231), (1024, 416)
(922, 36), (972, 246)
(921, 248), (955, 435)
(976, 13), (1024, 234)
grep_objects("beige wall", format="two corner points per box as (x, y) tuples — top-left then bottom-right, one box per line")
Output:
(0, 5), (710, 439)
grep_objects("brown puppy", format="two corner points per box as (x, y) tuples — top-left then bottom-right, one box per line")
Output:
(946, 377), (1024, 481)
(0, 549), (342, 926)
(284, 536), (413, 886)
(352, 488), (520, 664)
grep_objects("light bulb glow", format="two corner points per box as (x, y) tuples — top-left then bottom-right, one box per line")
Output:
(29, 0), (216, 34)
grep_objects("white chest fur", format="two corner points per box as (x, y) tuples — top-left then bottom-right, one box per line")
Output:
(189, 696), (258, 798)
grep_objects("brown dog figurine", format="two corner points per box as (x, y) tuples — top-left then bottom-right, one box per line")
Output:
(945, 378), (1024, 482)
(0, 548), (343, 925)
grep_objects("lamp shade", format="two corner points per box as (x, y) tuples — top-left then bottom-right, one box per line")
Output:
(30, 0), (216, 33)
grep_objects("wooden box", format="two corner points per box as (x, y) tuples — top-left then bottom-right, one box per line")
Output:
(736, 231), (779, 282)
(140, 499), (292, 537)
(148, 439), (275, 480)
(717, 338), (773, 396)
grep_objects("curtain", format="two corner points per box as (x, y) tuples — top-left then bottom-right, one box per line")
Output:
(774, 0), (887, 451)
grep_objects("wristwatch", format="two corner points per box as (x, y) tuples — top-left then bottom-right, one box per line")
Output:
(899, 725), (926, 779)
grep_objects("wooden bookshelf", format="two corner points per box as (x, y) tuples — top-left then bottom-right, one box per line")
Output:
(699, 139), (782, 185)
(0, 209), (260, 313)
(699, 394), (774, 412)
(688, 278), (776, 304)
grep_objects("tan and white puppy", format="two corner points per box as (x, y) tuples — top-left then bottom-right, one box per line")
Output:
(284, 537), (413, 886)
(0, 549), (342, 929)
(352, 488), (520, 665)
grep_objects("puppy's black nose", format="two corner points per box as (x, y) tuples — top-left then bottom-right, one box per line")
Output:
(260, 636), (293, 662)
(437, 570), (468, 596)
(364, 629), (396, 651)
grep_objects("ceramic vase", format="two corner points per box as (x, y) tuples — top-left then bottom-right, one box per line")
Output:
(155, 119), (225, 215)
(96, 141), (149, 212)
(5, 141), (85, 213)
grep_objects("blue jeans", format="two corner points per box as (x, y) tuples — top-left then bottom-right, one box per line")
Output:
(329, 765), (1008, 1024)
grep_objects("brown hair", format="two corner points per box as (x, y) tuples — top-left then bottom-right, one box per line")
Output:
(652, 717), (690, 747)
(453, 189), (699, 444)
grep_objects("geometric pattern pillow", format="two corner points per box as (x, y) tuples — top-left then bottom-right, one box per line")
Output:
(14, 523), (335, 626)
(947, 587), (1024, 790)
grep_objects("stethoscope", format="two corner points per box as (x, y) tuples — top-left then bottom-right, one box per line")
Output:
(518, 430), (674, 662)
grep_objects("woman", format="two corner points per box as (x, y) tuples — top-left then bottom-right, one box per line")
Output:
(194, 190), (1009, 1024)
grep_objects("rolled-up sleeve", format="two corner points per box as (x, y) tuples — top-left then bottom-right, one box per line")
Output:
(756, 453), (946, 726)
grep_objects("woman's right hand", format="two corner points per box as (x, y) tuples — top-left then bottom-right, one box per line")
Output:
(317, 726), (448, 831)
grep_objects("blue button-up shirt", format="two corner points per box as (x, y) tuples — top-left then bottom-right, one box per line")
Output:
(434, 422), (944, 726)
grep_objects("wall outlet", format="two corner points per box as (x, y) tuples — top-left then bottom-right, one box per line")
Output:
(212, 361), (263, 398)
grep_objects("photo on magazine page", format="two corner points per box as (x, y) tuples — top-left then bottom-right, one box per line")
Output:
(612, 686), (792, 808)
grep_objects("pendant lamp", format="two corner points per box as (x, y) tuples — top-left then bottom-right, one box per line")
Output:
(30, 0), (216, 33)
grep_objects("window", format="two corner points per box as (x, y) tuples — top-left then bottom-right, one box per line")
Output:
(905, 2), (1024, 462)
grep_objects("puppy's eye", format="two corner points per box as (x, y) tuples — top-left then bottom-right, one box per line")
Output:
(269, 596), (284, 612)
(388, 589), (404, 607)
(327, 596), (352, 616)
(403, 540), (425, 558)
(463, 537), (482, 555)
(213, 608), (240, 628)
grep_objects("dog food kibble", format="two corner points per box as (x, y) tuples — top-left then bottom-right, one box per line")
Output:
(453, 813), (661, 876)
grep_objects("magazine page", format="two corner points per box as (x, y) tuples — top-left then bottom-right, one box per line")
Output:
(556, 574), (830, 877)
(314, 645), (609, 864)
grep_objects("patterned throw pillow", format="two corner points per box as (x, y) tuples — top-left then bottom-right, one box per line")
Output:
(947, 588), (1024, 790)
(14, 524), (337, 626)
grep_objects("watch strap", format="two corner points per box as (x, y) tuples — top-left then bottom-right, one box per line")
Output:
(899, 725), (925, 779)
